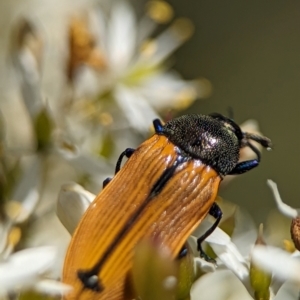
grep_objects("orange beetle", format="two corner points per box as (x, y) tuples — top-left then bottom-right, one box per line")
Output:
(63, 113), (271, 299)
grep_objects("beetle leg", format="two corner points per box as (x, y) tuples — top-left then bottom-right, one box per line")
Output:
(229, 159), (259, 175)
(197, 202), (223, 262)
(229, 140), (269, 175)
(115, 148), (135, 174)
(103, 149), (135, 189)
(177, 244), (188, 259)
(102, 177), (112, 189)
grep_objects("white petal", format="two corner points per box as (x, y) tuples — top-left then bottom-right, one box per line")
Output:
(56, 139), (111, 177)
(273, 280), (300, 300)
(206, 227), (245, 262)
(114, 85), (159, 132)
(191, 270), (253, 300)
(73, 66), (103, 99)
(137, 16), (157, 44)
(137, 72), (199, 110)
(11, 155), (42, 223)
(0, 227), (8, 257)
(252, 245), (300, 283)
(206, 227), (249, 283)
(240, 119), (260, 133)
(14, 47), (43, 120)
(107, 1), (137, 73)
(267, 180), (299, 218)
(57, 183), (95, 234)
(34, 279), (73, 295)
(194, 257), (216, 273)
(192, 217), (250, 285)
(231, 207), (257, 258)
(89, 9), (108, 57)
(0, 246), (56, 291)
(145, 20), (192, 66)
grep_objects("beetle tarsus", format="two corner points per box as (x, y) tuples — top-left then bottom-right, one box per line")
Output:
(153, 119), (164, 133)
(199, 246), (217, 264)
(102, 177), (112, 188)
(197, 202), (222, 262)
(115, 148), (135, 174)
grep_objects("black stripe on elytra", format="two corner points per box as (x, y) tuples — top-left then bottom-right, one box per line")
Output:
(77, 155), (187, 292)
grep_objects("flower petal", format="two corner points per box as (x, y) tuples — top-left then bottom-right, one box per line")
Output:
(252, 245), (300, 283)
(10, 19), (44, 120)
(34, 279), (73, 296)
(0, 246), (56, 292)
(107, 1), (137, 73)
(11, 154), (42, 223)
(205, 227), (249, 284)
(114, 85), (159, 132)
(57, 183), (95, 235)
(145, 18), (194, 66)
(267, 180), (299, 219)
(231, 207), (257, 258)
(137, 72), (205, 110)
(274, 280), (300, 300)
(191, 270), (253, 300)
(56, 138), (111, 178)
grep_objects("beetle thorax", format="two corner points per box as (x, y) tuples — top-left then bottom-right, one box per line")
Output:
(162, 114), (241, 176)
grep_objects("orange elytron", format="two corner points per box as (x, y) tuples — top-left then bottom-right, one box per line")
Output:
(63, 113), (271, 299)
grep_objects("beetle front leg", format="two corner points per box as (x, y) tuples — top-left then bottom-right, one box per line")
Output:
(229, 140), (264, 175)
(229, 159), (259, 175)
(197, 202), (223, 262)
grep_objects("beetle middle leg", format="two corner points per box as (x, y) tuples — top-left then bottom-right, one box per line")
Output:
(115, 148), (135, 174)
(102, 177), (112, 188)
(197, 202), (223, 262)
(103, 148), (135, 189)
(177, 244), (189, 259)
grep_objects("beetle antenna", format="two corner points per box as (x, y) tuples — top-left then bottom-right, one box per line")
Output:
(244, 132), (272, 150)
(246, 141), (261, 162)
(227, 106), (234, 119)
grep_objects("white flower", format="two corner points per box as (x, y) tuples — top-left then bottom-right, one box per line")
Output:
(70, 0), (211, 133)
(267, 180), (300, 219)
(251, 245), (300, 284)
(0, 246), (72, 297)
(57, 182), (95, 235)
(190, 204), (300, 300)
(0, 155), (42, 260)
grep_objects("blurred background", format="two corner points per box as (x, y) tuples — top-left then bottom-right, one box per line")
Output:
(0, 0), (299, 267)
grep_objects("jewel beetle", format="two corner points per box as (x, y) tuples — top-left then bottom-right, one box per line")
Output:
(63, 113), (272, 300)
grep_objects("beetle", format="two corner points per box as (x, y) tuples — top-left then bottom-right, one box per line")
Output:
(62, 113), (272, 300)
